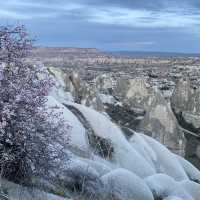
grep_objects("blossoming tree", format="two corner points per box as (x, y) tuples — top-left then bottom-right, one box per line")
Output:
(0, 25), (68, 183)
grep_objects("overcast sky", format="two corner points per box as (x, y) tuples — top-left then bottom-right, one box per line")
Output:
(1, 0), (200, 53)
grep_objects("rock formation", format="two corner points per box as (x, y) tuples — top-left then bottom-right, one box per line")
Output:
(171, 78), (200, 169)
(114, 78), (185, 155)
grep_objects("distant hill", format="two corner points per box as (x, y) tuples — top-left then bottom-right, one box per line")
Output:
(109, 51), (200, 59)
(30, 47), (104, 58)
(29, 47), (200, 61)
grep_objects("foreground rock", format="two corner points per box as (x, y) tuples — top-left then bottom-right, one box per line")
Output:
(9, 93), (199, 200)
(101, 169), (154, 200)
(0, 179), (68, 200)
(41, 95), (200, 200)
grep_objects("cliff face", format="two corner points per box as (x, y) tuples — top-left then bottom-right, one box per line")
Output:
(31, 47), (102, 58)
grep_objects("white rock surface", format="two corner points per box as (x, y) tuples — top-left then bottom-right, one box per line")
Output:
(44, 95), (200, 200)
(68, 102), (156, 178)
(142, 134), (188, 181)
(180, 180), (200, 200)
(145, 174), (193, 200)
(0, 179), (68, 200)
(46, 96), (89, 153)
(176, 155), (200, 183)
(101, 168), (154, 200)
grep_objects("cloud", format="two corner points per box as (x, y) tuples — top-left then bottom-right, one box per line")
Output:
(87, 6), (200, 28)
(81, 0), (200, 11)
(0, 1), (84, 20)
(0, 9), (27, 19)
(1, 0), (200, 29)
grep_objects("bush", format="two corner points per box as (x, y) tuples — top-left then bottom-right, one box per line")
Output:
(0, 25), (69, 182)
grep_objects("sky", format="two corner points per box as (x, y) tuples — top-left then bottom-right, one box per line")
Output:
(0, 0), (200, 53)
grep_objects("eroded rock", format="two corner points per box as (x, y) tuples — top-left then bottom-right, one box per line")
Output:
(171, 78), (200, 169)
(115, 78), (185, 155)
